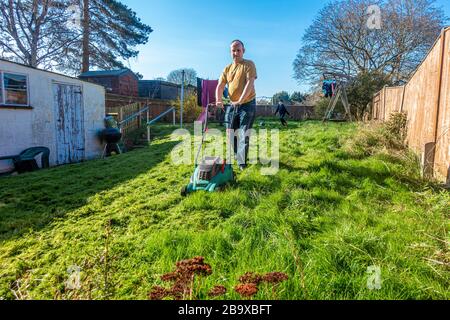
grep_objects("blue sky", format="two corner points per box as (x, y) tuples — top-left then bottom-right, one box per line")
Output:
(122, 0), (450, 98)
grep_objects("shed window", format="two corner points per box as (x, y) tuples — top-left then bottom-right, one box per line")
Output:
(0, 72), (29, 106)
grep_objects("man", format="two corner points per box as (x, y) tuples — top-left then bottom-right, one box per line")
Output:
(216, 40), (257, 170)
(275, 100), (290, 127)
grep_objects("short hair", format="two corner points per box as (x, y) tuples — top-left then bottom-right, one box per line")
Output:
(231, 39), (245, 48)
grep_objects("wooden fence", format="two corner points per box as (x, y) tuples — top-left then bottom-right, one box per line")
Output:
(105, 94), (176, 129)
(105, 102), (148, 137)
(372, 27), (450, 184)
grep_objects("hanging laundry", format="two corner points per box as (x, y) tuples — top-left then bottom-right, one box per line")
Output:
(201, 79), (219, 108)
(322, 80), (336, 98)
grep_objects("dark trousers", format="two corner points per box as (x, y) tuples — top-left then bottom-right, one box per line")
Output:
(224, 99), (256, 165)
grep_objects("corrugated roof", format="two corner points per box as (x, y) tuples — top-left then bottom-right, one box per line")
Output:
(79, 69), (133, 78)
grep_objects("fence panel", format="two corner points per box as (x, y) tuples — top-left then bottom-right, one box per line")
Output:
(435, 29), (450, 182)
(402, 35), (443, 155)
(372, 91), (382, 120)
(384, 87), (404, 119)
(371, 27), (450, 183)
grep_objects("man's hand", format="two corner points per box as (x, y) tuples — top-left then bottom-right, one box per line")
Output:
(216, 101), (224, 109)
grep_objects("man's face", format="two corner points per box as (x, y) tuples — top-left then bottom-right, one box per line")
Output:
(230, 42), (245, 63)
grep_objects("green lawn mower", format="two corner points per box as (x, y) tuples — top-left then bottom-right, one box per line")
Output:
(181, 104), (237, 196)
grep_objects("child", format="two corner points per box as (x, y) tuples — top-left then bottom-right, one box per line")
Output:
(274, 101), (290, 127)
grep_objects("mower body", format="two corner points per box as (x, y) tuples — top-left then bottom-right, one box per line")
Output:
(182, 156), (235, 196)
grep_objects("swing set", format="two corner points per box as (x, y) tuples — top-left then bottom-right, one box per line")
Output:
(322, 72), (354, 122)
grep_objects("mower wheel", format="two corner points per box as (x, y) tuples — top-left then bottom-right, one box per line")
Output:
(231, 171), (236, 183)
(181, 186), (188, 197)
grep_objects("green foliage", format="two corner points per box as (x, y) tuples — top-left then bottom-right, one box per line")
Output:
(171, 93), (202, 123)
(314, 97), (337, 119)
(347, 71), (391, 120)
(272, 91), (291, 104)
(290, 91), (307, 104)
(0, 121), (448, 300)
(383, 112), (408, 146)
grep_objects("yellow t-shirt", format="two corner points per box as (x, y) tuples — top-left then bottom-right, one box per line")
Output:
(219, 59), (257, 104)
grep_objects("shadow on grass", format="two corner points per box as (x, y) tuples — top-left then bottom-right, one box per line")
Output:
(0, 140), (178, 242)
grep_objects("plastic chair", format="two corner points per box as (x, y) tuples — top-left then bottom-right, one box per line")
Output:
(0, 146), (50, 175)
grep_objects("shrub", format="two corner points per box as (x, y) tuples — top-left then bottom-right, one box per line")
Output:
(315, 97), (347, 120)
(314, 98), (331, 119)
(343, 123), (384, 157)
(171, 94), (202, 123)
(382, 112), (408, 147)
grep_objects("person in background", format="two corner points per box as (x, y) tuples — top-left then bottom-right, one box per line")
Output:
(275, 100), (290, 127)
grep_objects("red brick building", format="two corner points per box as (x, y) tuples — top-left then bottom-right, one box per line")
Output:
(79, 69), (139, 97)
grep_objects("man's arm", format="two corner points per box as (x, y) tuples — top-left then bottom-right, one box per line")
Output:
(215, 82), (226, 108)
(236, 77), (255, 105)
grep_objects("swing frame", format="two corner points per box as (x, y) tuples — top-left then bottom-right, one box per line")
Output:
(322, 73), (354, 122)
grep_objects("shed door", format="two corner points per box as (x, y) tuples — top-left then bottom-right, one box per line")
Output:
(53, 83), (85, 165)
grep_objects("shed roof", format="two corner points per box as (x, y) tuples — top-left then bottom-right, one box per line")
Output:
(79, 69), (136, 78)
(0, 58), (104, 90)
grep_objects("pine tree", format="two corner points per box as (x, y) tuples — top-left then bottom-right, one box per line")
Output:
(57, 0), (153, 73)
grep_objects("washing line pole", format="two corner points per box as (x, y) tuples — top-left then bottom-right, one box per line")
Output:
(181, 70), (185, 128)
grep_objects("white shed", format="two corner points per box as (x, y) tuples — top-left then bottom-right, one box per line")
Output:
(0, 59), (105, 173)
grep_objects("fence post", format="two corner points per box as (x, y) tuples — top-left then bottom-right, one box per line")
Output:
(383, 85), (387, 121)
(400, 85), (406, 113)
(423, 142), (436, 179)
(138, 103), (141, 129)
(119, 107), (124, 137)
(431, 28), (447, 178)
(147, 109), (150, 143)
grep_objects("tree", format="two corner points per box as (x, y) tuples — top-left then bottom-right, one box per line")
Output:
(290, 91), (307, 104)
(272, 91), (290, 104)
(347, 70), (390, 120)
(0, 0), (153, 75)
(0, 0), (79, 68)
(167, 68), (197, 86)
(62, 0), (153, 73)
(293, 0), (446, 85)
(257, 98), (271, 105)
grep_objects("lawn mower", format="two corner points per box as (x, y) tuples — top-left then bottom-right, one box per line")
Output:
(181, 103), (237, 196)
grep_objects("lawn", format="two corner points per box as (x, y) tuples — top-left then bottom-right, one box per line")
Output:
(0, 120), (448, 300)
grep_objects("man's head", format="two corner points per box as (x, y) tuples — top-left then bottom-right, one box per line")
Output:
(230, 40), (245, 63)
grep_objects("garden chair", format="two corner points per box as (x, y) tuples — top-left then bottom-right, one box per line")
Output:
(0, 146), (50, 175)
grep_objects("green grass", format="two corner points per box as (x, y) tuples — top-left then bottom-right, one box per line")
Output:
(0, 120), (448, 300)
